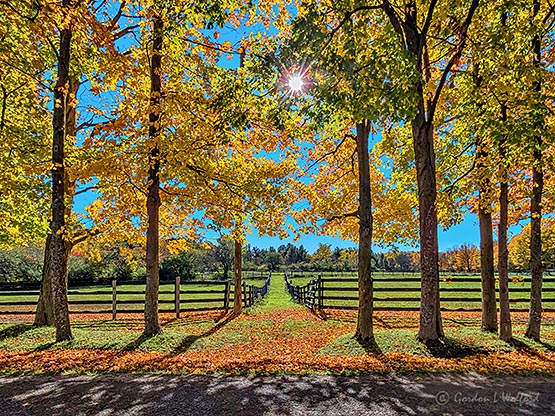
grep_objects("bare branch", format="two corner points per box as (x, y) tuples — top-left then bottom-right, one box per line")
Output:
(326, 210), (359, 222)
(73, 185), (98, 196)
(112, 24), (140, 41)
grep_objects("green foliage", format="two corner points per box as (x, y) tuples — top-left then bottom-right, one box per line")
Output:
(160, 250), (202, 281)
(509, 222), (555, 271)
(0, 246), (43, 283)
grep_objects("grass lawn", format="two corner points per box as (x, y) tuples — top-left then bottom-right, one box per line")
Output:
(1, 274), (555, 375)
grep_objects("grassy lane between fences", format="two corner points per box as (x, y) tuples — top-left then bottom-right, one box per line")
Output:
(0, 274), (554, 375)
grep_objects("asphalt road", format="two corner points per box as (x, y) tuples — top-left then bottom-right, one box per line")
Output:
(0, 373), (554, 416)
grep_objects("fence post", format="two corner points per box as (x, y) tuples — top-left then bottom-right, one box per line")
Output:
(318, 274), (323, 310)
(242, 281), (247, 307)
(224, 280), (231, 312)
(175, 276), (181, 319)
(112, 279), (117, 320)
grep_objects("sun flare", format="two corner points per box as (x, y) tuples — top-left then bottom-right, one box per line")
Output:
(288, 75), (304, 92)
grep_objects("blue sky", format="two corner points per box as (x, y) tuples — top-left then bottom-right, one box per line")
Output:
(248, 216), (526, 253)
(249, 216), (481, 253)
(70, 8), (527, 255)
(73, 188), (520, 254)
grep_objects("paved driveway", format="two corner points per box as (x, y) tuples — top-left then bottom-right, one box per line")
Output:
(1, 373), (554, 416)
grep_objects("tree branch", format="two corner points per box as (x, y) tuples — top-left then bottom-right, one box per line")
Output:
(71, 228), (100, 247)
(326, 210), (359, 222)
(305, 133), (355, 172)
(382, 0), (405, 42)
(421, 0), (438, 36)
(0, 0), (42, 21)
(428, 0), (479, 123)
(321, 5), (384, 52)
(443, 159), (476, 195)
(73, 185), (98, 196)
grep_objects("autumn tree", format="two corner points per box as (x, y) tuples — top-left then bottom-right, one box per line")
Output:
(85, 1), (296, 326)
(525, 0), (553, 341)
(0, 6), (51, 250)
(286, 2), (422, 344)
(509, 222), (555, 271)
(378, 0), (480, 342)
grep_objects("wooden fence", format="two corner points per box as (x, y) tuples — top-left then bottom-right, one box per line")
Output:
(285, 273), (321, 310)
(0, 276), (271, 318)
(284, 273), (555, 312)
(243, 274), (271, 307)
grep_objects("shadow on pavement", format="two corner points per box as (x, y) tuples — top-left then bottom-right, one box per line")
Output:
(1, 373), (554, 416)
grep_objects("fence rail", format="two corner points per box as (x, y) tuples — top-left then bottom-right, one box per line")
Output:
(284, 273), (555, 313)
(0, 275), (272, 318)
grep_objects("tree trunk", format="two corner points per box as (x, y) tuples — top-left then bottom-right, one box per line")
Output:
(412, 111), (443, 342)
(526, 160), (544, 340)
(35, 239), (73, 327)
(50, 1), (73, 341)
(36, 73), (78, 328)
(355, 121), (374, 344)
(144, 14), (163, 337)
(233, 239), (242, 315)
(405, 11), (443, 342)
(476, 144), (497, 332)
(498, 105), (512, 341)
(34, 235), (54, 326)
(381, 0), (478, 344)
(525, 0), (543, 341)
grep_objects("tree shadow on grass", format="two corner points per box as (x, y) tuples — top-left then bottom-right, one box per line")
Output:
(356, 336), (383, 355)
(507, 337), (555, 355)
(0, 324), (35, 341)
(34, 342), (56, 352)
(121, 333), (159, 351)
(373, 317), (393, 329)
(424, 337), (490, 358)
(172, 313), (237, 354)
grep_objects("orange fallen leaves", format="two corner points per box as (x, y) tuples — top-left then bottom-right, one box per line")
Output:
(2, 347), (555, 375)
(2, 308), (555, 375)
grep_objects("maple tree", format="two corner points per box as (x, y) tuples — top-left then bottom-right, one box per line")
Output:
(83, 0), (299, 329)
(283, 0), (425, 343)
(0, 0), (148, 338)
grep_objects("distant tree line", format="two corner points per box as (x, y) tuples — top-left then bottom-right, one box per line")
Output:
(2, 235), (551, 284)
